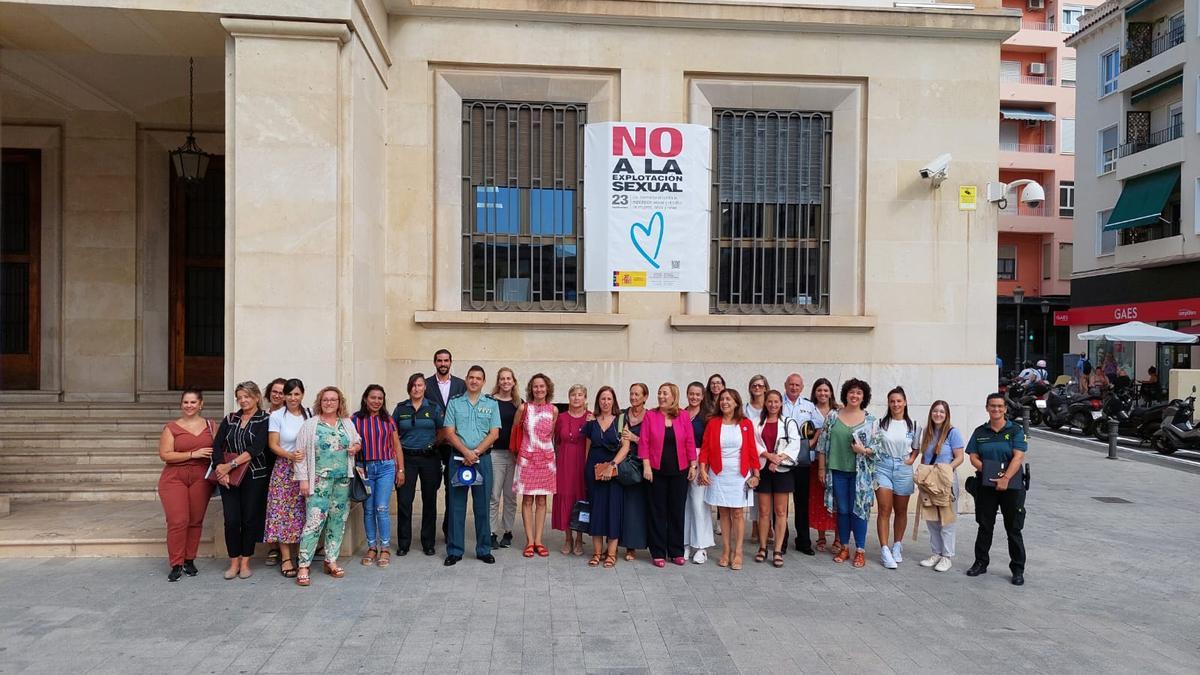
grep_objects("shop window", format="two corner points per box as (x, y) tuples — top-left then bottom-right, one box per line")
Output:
(711, 109), (830, 314)
(461, 101), (585, 311)
(998, 244), (1017, 280)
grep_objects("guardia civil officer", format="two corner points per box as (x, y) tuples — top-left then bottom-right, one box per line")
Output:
(965, 393), (1028, 586)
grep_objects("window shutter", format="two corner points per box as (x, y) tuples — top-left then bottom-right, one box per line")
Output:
(1001, 60), (1021, 81)
(1061, 57), (1077, 83)
(717, 111), (827, 204)
(1061, 118), (1076, 154)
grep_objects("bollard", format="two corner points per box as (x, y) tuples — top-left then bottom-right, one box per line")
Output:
(1022, 405), (1031, 438)
(1107, 417), (1119, 460)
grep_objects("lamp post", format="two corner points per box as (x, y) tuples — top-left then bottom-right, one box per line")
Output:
(1013, 286), (1024, 370)
(1041, 299), (1050, 369)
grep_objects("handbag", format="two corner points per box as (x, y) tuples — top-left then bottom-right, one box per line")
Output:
(207, 451), (250, 487)
(349, 464), (372, 503)
(569, 500), (591, 533)
(774, 418), (814, 471)
(614, 413), (644, 486)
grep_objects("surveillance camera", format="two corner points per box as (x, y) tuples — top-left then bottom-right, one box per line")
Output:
(918, 153), (952, 183)
(1019, 181), (1046, 208)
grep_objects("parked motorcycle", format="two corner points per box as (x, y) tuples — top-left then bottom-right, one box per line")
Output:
(1039, 383), (1102, 435)
(1092, 385), (1167, 443)
(1004, 379), (1049, 426)
(1151, 387), (1199, 455)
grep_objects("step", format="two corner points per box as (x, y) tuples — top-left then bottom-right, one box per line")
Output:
(0, 464), (162, 484)
(0, 420), (169, 434)
(0, 500), (218, 558)
(0, 435), (159, 450)
(0, 481), (159, 502)
(0, 403), (179, 419)
(0, 448), (162, 466)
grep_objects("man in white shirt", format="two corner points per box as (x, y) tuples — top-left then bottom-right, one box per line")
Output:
(424, 348), (465, 545)
(781, 372), (823, 556)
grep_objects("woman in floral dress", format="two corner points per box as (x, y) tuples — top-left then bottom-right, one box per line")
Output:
(553, 384), (591, 555)
(265, 379), (309, 578)
(513, 373), (558, 557)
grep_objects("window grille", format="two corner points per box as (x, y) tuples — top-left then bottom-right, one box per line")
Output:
(711, 109), (831, 314)
(461, 101), (586, 311)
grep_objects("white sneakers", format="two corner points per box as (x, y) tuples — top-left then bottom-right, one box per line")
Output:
(891, 542), (903, 563)
(692, 548), (707, 564)
(880, 545), (898, 569)
(919, 555), (953, 571)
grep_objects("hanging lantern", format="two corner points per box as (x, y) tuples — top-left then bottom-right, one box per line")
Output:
(169, 57), (210, 182)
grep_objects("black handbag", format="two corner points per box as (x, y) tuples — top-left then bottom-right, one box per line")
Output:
(569, 500), (591, 533)
(614, 413), (643, 486)
(349, 464), (372, 503)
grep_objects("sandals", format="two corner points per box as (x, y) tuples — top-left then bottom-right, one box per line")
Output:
(362, 548), (377, 566)
(534, 544), (549, 558)
(280, 559), (298, 578)
(717, 555), (729, 568)
(834, 548), (851, 564)
(296, 568), (310, 587)
(772, 551), (784, 568)
(852, 550), (866, 568)
(730, 556), (743, 571)
(377, 550), (390, 568)
(831, 540), (844, 555)
(588, 553), (602, 567)
(523, 545), (536, 558)
(754, 547), (768, 563)
(323, 561), (345, 578)
(603, 554), (617, 568)
(815, 537), (828, 553)
(573, 542), (585, 556)
(265, 549), (281, 567)
(624, 550), (636, 562)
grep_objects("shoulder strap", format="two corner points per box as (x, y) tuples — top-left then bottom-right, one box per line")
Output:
(617, 412), (625, 432)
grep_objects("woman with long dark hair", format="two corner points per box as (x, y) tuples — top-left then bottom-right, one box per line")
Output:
(808, 378), (840, 554)
(875, 386), (917, 569)
(353, 384), (403, 568)
(584, 386), (628, 567)
(682, 381), (715, 563)
(513, 373), (558, 557)
(265, 379), (310, 578)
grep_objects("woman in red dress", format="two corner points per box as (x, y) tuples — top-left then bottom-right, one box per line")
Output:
(553, 384), (591, 555)
(808, 378), (841, 554)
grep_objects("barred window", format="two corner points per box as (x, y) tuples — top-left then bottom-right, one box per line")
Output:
(711, 110), (831, 314)
(461, 101), (586, 311)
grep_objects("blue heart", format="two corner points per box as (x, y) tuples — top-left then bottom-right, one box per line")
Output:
(629, 211), (664, 269)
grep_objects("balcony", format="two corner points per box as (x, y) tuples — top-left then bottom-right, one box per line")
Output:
(1020, 19), (1055, 31)
(1122, 23), (1185, 71)
(1000, 71), (1056, 86)
(1000, 203), (1050, 218)
(1119, 122), (1183, 158)
(1000, 142), (1055, 154)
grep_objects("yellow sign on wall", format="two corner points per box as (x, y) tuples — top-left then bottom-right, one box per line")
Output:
(959, 185), (977, 211)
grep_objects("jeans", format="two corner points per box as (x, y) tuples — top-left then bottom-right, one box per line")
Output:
(831, 469), (868, 551)
(361, 460), (396, 549)
(447, 454), (493, 558)
(395, 452), (441, 552)
(489, 449), (518, 534)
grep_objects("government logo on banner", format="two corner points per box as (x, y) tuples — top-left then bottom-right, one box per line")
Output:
(583, 123), (711, 292)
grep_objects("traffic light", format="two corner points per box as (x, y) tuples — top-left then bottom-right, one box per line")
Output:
(1018, 324), (1026, 343)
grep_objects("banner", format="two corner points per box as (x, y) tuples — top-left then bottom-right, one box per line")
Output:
(583, 123), (710, 292)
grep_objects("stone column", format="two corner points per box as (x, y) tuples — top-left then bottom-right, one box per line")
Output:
(221, 19), (350, 399)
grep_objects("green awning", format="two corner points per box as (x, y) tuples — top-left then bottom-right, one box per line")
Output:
(1125, 0), (1156, 16)
(1130, 73), (1183, 104)
(1104, 168), (1180, 231)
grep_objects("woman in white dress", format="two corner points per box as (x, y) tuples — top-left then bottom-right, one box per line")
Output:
(699, 389), (760, 570)
(682, 382), (714, 564)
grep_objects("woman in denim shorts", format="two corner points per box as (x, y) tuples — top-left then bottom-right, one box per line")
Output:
(874, 386), (918, 569)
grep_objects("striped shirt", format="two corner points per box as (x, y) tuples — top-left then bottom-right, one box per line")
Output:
(352, 412), (397, 462)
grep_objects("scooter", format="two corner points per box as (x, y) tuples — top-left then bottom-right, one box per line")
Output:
(1151, 387), (1200, 455)
(1092, 385), (1167, 443)
(1040, 383), (1101, 435)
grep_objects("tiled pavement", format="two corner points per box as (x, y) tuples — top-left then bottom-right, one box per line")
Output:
(1, 433), (1197, 674)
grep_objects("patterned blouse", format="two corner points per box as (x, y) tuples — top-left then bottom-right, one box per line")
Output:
(817, 408), (881, 521)
(211, 409), (271, 485)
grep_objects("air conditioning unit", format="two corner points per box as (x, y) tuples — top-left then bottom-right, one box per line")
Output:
(1029, 62), (1047, 75)
(1028, 0), (1044, 9)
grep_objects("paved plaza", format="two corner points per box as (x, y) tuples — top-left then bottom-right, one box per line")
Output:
(1, 433), (1197, 675)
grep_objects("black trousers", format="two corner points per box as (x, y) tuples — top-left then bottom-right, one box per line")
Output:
(779, 466), (812, 553)
(396, 453), (443, 552)
(973, 486), (1027, 575)
(647, 470), (688, 559)
(221, 474), (268, 558)
(440, 445), (452, 540)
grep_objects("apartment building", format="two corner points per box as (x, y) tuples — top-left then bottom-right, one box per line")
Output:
(997, 0), (1098, 376)
(1066, 0), (1199, 389)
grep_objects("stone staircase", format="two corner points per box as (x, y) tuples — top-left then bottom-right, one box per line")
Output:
(0, 402), (221, 557)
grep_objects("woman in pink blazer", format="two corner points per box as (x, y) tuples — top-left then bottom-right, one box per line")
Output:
(638, 383), (698, 567)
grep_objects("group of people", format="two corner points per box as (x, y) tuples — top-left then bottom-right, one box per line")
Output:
(156, 350), (1030, 587)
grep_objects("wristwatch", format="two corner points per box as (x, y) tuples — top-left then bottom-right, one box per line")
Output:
(230, 459), (239, 470)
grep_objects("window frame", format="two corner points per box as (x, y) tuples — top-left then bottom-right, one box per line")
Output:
(1061, 5), (1084, 33)
(1058, 180), (1075, 218)
(1098, 124), (1118, 175)
(997, 244), (1017, 281)
(1097, 209), (1115, 257)
(1100, 48), (1119, 97)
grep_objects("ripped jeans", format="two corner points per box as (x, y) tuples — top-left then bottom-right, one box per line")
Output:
(361, 459), (397, 549)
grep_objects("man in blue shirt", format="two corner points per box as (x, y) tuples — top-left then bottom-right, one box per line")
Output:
(442, 365), (500, 566)
(966, 393), (1028, 586)
(780, 372), (824, 556)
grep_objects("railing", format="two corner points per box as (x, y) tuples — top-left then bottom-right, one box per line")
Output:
(999, 203), (1050, 217)
(1122, 23), (1185, 70)
(1020, 19), (1055, 31)
(1000, 72), (1056, 86)
(1118, 122), (1184, 157)
(1000, 142), (1056, 154)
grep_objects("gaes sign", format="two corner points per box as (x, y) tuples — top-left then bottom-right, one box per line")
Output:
(583, 123), (710, 292)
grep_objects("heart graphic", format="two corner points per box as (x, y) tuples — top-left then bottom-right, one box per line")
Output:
(629, 211), (665, 269)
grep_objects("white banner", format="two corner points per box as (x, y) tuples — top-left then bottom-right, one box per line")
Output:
(583, 122), (711, 292)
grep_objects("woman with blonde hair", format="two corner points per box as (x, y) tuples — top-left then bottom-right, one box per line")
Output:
(639, 382), (698, 567)
(513, 373), (558, 557)
(553, 384), (591, 555)
(210, 380), (271, 580)
(294, 386), (362, 586)
(489, 367), (521, 549)
(909, 400), (965, 572)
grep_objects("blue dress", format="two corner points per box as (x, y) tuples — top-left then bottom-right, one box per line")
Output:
(620, 419), (649, 549)
(584, 418), (624, 539)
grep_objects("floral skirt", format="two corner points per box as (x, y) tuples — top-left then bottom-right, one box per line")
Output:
(263, 459), (305, 544)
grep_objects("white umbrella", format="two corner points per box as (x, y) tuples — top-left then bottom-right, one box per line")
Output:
(1077, 321), (1198, 344)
